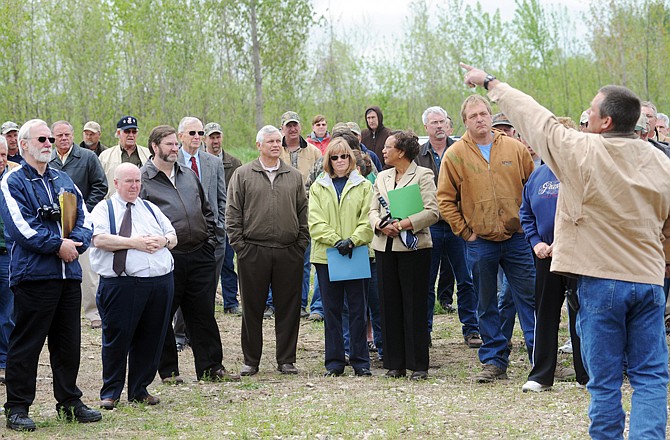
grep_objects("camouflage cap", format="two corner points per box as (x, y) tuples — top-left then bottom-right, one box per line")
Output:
(204, 122), (222, 136)
(281, 111), (300, 126)
(346, 121), (362, 135)
(579, 110), (589, 125)
(1, 121), (19, 135)
(635, 113), (648, 132)
(492, 113), (513, 128)
(83, 121), (101, 133)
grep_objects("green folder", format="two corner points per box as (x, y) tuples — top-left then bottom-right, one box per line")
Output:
(387, 184), (424, 218)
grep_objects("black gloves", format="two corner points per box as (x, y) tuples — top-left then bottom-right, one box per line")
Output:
(334, 238), (354, 258)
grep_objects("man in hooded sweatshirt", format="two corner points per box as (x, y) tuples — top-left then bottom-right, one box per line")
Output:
(361, 106), (392, 168)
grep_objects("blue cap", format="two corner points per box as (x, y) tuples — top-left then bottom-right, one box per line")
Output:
(117, 116), (138, 130)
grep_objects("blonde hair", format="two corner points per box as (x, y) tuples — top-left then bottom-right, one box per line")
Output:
(323, 138), (356, 177)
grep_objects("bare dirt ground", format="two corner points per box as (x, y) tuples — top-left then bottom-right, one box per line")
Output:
(1, 300), (665, 439)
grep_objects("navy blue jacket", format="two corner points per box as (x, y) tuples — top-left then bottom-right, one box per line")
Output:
(519, 164), (559, 248)
(0, 162), (91, 286)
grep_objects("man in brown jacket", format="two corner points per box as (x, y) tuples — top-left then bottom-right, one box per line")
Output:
(226, 125), (309, 376)
(437, 95), (536, 384)
(461, 62), (670, 440)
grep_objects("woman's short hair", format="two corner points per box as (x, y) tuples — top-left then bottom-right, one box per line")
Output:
(323, 137), (356, 177)
(389, 130), (420, 162)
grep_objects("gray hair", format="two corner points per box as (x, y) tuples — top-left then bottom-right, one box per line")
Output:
(178, 116), (203, 133)
(0, 135), (6, 150)
(51, 120), (74, 133)
(18, 119), (48, 143)
(657, 113), (669, 126)
(256, 125), (281, 143)
(640, 101), (657, 116)
(422, 106), (449, 125)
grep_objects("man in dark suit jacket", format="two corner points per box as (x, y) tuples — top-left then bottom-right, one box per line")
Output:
(172, 117), (229, 352)
(50, 120), (108, 329)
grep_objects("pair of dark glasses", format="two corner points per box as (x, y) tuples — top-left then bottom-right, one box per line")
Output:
(30, 136), (56, 143)
(123, 129), (138, 134)
(188, 130), (205, 136)
(330, 154), (350, 161)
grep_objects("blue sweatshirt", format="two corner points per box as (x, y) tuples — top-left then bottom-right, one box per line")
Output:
(520, 164), (559, 248)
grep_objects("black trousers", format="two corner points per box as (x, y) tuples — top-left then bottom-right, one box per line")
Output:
(98, 273), (173, 401)
(315, 263), (370, 372)
(238, 244), (303, 367)
(376, 246), (431, 372)
(528, 256), (588, 385)
(159, 243), (223, 380)
(4, 279), (83, 414)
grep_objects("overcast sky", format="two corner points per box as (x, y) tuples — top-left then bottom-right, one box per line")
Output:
(312, 0), (590, 54)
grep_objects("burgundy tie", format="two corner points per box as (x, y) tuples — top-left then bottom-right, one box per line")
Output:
(190, 156), (200, 178)
(112, 202), (133, 275)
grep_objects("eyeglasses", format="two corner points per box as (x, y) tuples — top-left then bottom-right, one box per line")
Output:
(123, 129), (138, 134)
(188, 131), (205, 136)
(28, 136), (56, 143)
(330, 154), (350, 161)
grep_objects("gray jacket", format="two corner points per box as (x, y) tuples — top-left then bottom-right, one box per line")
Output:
(140, 159), (216, 254)
(49, 143), (108, 212)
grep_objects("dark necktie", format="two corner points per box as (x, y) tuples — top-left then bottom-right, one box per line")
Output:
(190, 156), (200, 178)
(112, 202), (133, 275)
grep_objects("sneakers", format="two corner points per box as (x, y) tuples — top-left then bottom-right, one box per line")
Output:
(522, 380), (551, 392)
(464, 332), (483, 348)
(308, 313), (323, 322)
(474, 364), (507, 383)
(224, 306), (242, 315)
(300, 307), (309, 319)
(558, 339), (573, 354)
(263, 307), (274, 319)
(554, 364), (576, 381)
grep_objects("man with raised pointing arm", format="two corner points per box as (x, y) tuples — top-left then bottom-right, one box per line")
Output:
(459, 62), (670, 440)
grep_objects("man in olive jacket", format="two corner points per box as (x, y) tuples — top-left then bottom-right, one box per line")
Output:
(226, 125), (308, 376)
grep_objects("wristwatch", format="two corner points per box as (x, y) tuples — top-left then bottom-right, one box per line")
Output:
(397, 222), (403, 231)
(164, 236), (171, 248)
(483, 74), (496, 90)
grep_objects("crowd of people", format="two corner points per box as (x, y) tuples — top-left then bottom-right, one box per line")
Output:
(0, 62), (668, 437)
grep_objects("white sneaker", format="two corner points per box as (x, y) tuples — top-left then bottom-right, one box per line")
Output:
(522, 380), (551, 392)
(558, 339), (573, 354)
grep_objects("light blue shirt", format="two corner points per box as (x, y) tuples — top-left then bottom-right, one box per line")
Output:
(477, 142), (493, 163)
(180, 148), (201, 181)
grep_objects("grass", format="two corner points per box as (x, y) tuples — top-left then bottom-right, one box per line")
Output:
(8, 298), (666, 439)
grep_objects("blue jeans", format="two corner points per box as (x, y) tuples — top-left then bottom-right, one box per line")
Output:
(497, 273), (516, 343)
(427, 221), (478, 337)
(309, 272), (323, 316)
(465, 233), (536, 370)
(0, 254), (14, 368)
(220, 236), (239, 309)
(577, 276), (668, 439)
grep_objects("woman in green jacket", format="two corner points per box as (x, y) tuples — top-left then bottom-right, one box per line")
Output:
(309, 138), (374, 377)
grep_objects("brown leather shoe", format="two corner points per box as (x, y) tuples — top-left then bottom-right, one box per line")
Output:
(161, 375), (184, 385)
(209, 368), (241, 382)
(99, 398), (118, 410)
(132, 394), (160, 405)
(385, 369), (406, 378)
(277, 363), (298, 374)
(240, 364), (259, 376)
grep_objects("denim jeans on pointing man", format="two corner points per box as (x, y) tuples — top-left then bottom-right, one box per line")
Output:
(465, 233), (536, 370)
(427, 221), (478, 338)
(577, 276), (668, 440)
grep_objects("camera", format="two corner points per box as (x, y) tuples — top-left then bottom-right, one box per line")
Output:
(37, 203), (61, 222)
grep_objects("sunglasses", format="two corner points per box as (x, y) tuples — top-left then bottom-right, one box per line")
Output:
(330, 154), (350, 161)
(123, 129), (138, 134)
(30, 136), (56, 143)
(188, 130), (205, 136)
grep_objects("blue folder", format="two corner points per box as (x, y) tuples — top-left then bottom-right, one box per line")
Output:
(326, 246), (371, 281)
